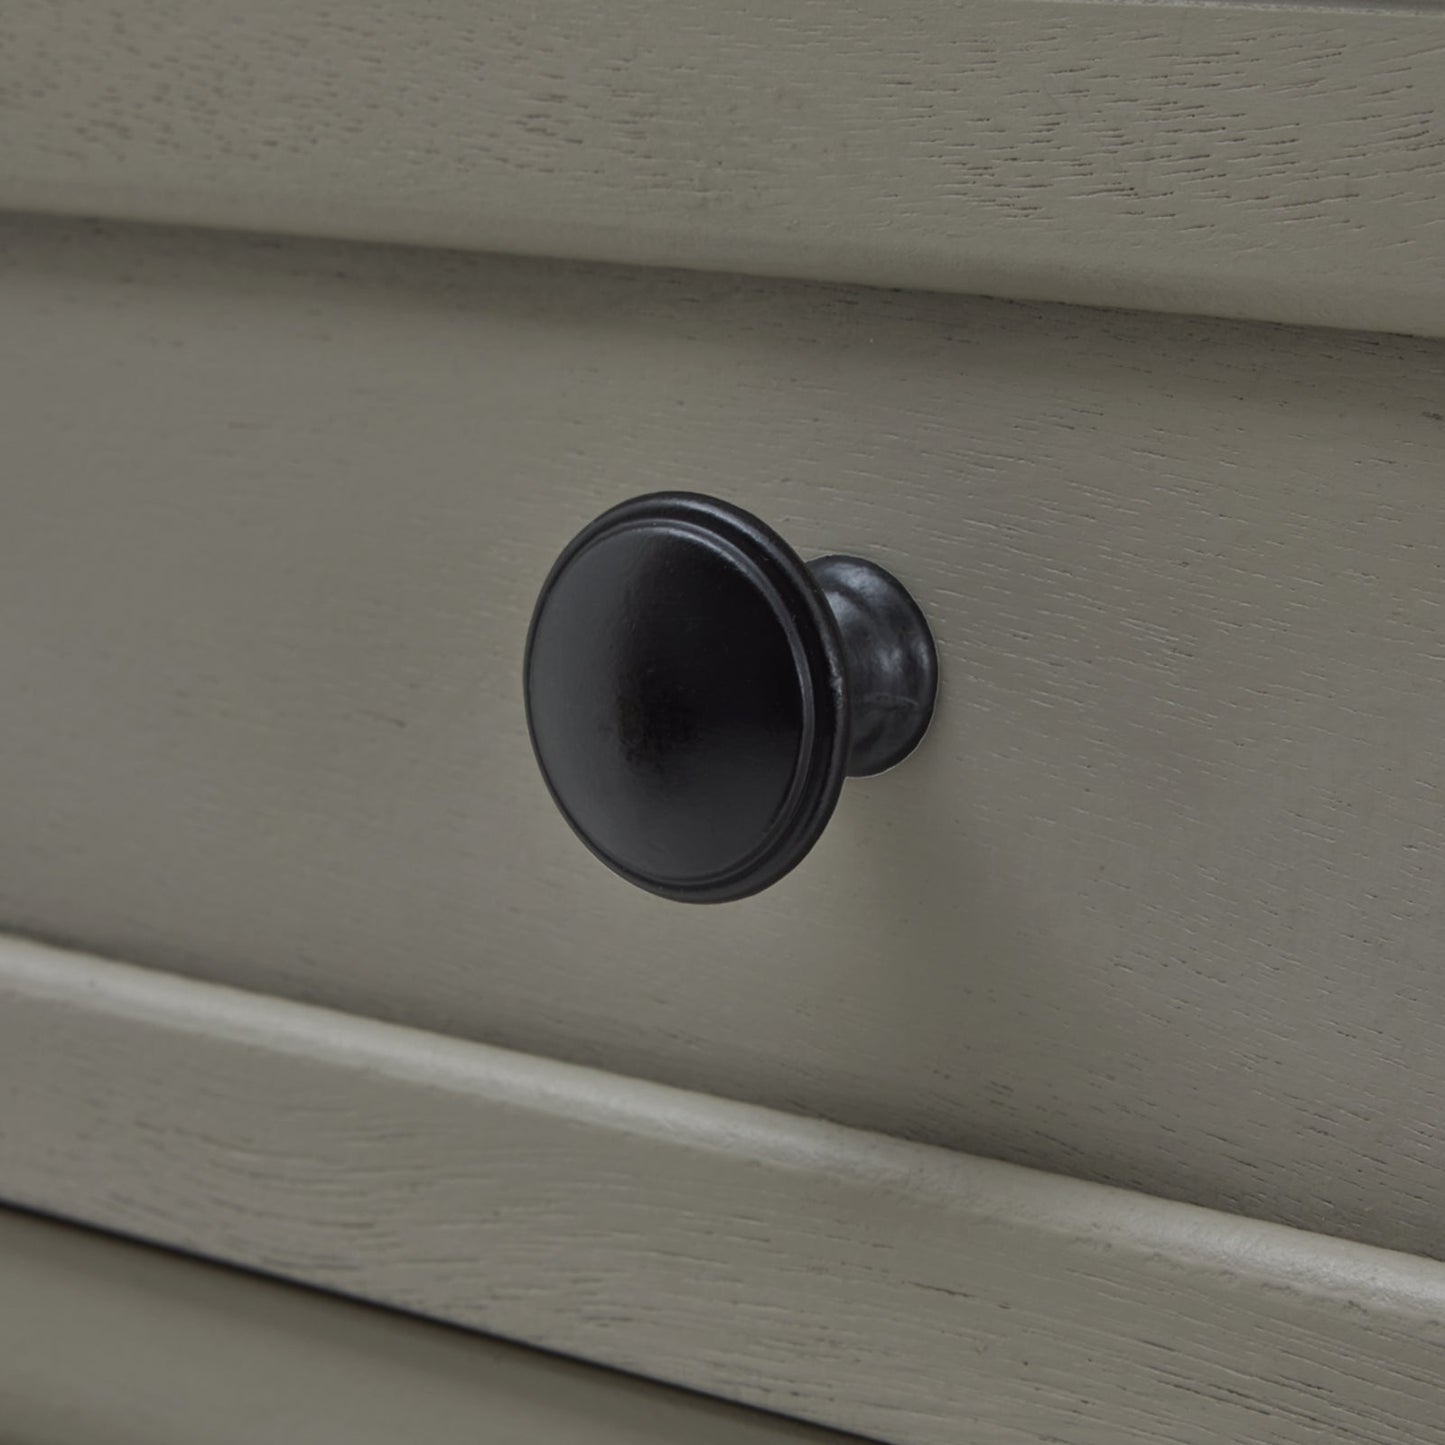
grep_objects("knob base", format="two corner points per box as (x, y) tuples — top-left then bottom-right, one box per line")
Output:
(809, 555), (938, 777)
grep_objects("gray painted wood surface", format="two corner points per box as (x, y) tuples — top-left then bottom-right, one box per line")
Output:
(0, 1207), (856, 1445)
(2, 215), (1444, 1259)
(1, 0), (1444, 335)
(2, 938), (1443, 1445)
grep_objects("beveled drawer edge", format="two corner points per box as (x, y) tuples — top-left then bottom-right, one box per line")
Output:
(1, 933), (1440, 1445)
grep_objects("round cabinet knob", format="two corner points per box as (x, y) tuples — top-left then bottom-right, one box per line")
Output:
(524, 493), (937, 902)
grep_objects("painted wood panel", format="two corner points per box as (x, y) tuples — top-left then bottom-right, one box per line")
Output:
(0, 1208), (854, 1445)
(2, 939), (1443, 1445)
(1, 215), (1444, 1258)
(1, 0), (1444, 334)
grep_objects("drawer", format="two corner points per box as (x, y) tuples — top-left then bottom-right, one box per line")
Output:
(5, 938), (1442, 1445)
(4, 0), (1445, 337)
(2, 212), (1444, 1266)
(0, 1207), (853, 1445)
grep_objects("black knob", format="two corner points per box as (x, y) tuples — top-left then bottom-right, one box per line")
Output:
(524, 493), (937, 902)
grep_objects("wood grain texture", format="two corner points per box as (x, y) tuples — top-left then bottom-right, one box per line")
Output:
(1, 0), (1444, 335)
(2, 938), (1443, 1445)
(0, 1208), (855, 1445)
(2, 215), (1445, 1261)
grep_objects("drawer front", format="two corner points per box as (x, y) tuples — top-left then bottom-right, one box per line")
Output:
(2, 214), (1443, 1258)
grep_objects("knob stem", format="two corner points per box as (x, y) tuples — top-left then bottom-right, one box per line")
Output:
(809, 556), (938, 777)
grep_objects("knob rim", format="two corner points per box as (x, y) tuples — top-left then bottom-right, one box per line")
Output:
(524, 492), (850, 903)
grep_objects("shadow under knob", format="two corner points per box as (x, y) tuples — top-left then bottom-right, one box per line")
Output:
(524, 493), (937, 902)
